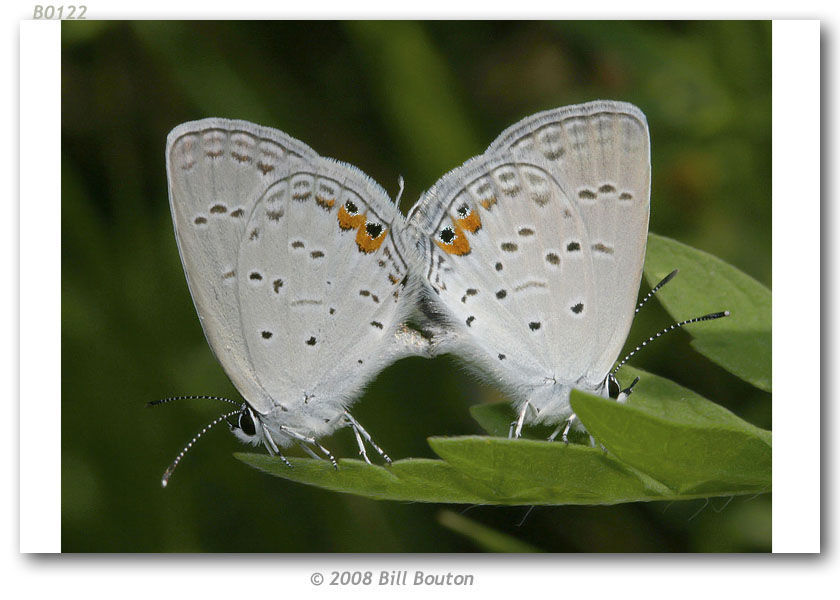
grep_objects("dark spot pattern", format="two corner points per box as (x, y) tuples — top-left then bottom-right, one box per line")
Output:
(370, 321), (383, 329)
(273, 279), (283, 293)
(599, 184), (616, 193)
(578, 190), (596, 200)
(546, 253), (560, 265)
(365, 222), (383, 238)
(194, 216), (207, 225)
(495, 262), (503, 271)
(572, 303), (584, 314)
(567, 242), (581, 252)
(529, 321), (541, 331)
(249, 272), (262, 281)
(311, 250), (324, 259)
(291, 241), (305, 249)
(210, 204), (227, 214)
(518, 228), (535, 237)
(466, 316), (475, 327)
(439, 227), (455, 243)
(501, 242), (518, 252)
(498, 353), (506, 360)
(306, 336), (317, 346)
(544, 148), (564, 160)
(496, 290), (507, 299)
(261, 331), (272, 339)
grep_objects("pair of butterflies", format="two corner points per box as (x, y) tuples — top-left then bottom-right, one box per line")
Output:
(159, 100), (708, 486)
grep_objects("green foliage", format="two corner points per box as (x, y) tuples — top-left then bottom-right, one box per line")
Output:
(235, 455), (494, 504)
(644, 233), (772, 391)
(437, 510), (543, 552)
(571, 368), (771, 495)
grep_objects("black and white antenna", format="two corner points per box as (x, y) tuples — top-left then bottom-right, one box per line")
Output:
(148, 395), (245, 487)
(147, 394), (241, 408)
(157, 409), (241, 488)
(613, 311), (730, 376)
(635, 269), (678, 313)
(612, 269), (729, 376)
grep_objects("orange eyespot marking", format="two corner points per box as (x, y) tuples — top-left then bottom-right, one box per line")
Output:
(435, 223), (471, 256)
(338, 200), (365, 230)
(479, 196), (497, 211)
(454, 204), (481, 233)
(316, 196), (336, 211)
(356, 220), (387, 253)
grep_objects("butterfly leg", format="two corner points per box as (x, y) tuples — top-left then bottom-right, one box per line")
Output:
(561, 414), (577, 444)
(351, 424), (371, 465)
(297, 441), (322, 460)
(279, 426), (338, 469)
(344, 411), (392, 465)
(261, 423), (293, 468)
(509, 401), (531, 439)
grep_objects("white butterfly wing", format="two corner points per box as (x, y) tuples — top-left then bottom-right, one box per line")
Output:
(167, 119), (416, 417)
(488, 101), (650, 382)
(409, 101), (650, 396)
(234, 158), (417, 412)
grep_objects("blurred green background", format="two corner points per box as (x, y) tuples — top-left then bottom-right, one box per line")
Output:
(61, 21), (771, 552)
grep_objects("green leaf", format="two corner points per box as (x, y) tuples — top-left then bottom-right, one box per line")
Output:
(428, 436), (672, 504)
(437, 510), (542, 552)
(571, 367), (771, 495)
(469, 402), (512, 437)
(644, 233), (771, 391)
(234, 454), (495, 504)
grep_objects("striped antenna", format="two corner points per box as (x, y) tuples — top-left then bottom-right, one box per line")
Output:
(147, 395), (241, 408)
(612, 311), (730, 376)
(636, 269), (679, 313)
(160, 409), (241, 488)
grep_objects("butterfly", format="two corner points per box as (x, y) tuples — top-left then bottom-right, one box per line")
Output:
(158, 118), (429, 486)
(408, 100), (662, 440)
